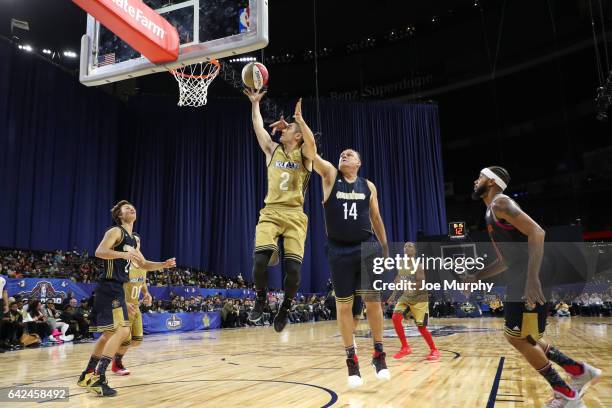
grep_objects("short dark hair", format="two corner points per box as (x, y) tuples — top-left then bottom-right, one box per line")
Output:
(111, 200), (134, 225)
(487, 166), (510, 186)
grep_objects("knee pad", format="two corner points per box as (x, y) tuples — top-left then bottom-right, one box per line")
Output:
(252, 251), (272, 289)
(254, 251), (272, 268)
(283, 259), (301, 297)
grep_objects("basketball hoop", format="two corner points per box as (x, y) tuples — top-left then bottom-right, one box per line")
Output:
(170, 59), (221, 107)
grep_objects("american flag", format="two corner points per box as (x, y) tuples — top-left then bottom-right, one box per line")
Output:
(97, 52), (115, 67)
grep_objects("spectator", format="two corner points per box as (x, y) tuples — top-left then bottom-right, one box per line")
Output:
(23, 299), (53, 342)
(43, 300), (73, 342)
(556, 301), (571, 317)
(221, 299), (238, 328)
(1, 301), (24, 350)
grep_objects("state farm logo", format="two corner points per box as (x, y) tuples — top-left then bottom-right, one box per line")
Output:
(110, 0), (166, 40)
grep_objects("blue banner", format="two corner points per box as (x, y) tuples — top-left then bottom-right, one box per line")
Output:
(6, 278), (90, 303)
(142, 312), (221, 334)
(6, 278), (317, 303)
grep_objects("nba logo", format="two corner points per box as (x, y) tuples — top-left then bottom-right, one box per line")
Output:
(166, 315), (182, 330)
(239, 8), (250, 33)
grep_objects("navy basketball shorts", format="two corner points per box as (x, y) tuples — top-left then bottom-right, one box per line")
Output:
(89, 280), (130, 333)
(325, 237), (381, 303)
(504, 301), (549, 340)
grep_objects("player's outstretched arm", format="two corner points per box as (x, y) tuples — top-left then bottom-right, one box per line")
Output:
(293, 98), (316, 161)
(313, 155), (337, 183)
(244, 88), (276, 158)
(492, 197), (546, 305)
(367, 181), (389, 258)
(140, 257), (177, 272)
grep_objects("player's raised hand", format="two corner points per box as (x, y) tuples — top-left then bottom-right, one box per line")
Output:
(293, 98), (304, 124)
(243, 87), (267, 103)
(162, 258), (177, 269)
(270, 115), (289, 135)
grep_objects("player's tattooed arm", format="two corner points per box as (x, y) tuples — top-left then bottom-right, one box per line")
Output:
(387, 273), (402, 303)
(492, 197), (546, 305)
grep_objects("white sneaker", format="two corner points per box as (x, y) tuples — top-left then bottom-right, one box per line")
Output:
(346, 357), (363, 388)
(348, 375), (364, 388)
(60, 334), (74, 342)
(542, 391), (586, 408)
(48, 336), (58, 343)
(570, 362), (602, 397)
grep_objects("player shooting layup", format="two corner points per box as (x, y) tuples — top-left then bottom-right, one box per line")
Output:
(244, 89), (315, 333)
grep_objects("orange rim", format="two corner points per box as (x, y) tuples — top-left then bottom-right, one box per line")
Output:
(170, 59), (221, 79)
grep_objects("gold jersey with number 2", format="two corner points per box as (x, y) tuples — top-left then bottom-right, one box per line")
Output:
(123, 266), (147, 305)
(264, 145), (311, 209)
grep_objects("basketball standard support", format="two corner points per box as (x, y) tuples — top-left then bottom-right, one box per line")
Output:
(72, 0), (179, 64)
(79, 0), (268, 87)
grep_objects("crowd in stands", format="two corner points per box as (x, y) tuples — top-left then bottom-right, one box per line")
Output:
(0, 248), (252, 288)
(416, 286), (612, 318)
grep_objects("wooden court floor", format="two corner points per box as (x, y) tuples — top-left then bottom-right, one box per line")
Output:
(0, 317), (609, 408)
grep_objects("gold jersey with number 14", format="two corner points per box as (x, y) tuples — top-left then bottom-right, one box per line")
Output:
(264, 145), (311, 209)
(124, 267), (147, 305)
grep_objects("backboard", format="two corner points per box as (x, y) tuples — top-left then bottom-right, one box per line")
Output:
(79, 0), (268, 86)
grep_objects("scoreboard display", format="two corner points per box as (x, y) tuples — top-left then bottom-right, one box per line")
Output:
(448, 221), (467, 240)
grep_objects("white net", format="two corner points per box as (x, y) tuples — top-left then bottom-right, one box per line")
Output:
(170, 60), (220, 107)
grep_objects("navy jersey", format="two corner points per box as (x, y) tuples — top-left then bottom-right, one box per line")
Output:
(101, 226), (139, 283)
(324, 172), (373, 244)
(485, 194), (528, 267)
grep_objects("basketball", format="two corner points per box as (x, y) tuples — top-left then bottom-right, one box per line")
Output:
(241, 62), (269, 90)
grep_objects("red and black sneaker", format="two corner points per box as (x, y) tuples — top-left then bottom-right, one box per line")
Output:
(346, 355), (363, 388)
(111, 360), (131, 376)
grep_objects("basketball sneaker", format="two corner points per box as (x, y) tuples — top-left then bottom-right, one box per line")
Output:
(111, 360), (131, 376)
(248, 298), (266, 323)
(393, 346), (412, 359)
(542, 391), (585, 408)
(426, 349), (441, 361)
(77, 371), (94, 388)
(569, 362), (602, 397)
(346, 356), (363, 388)
(87, 375), (117, 397)
(372, 352), (391, 380)
(273, 304), (290, 333)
